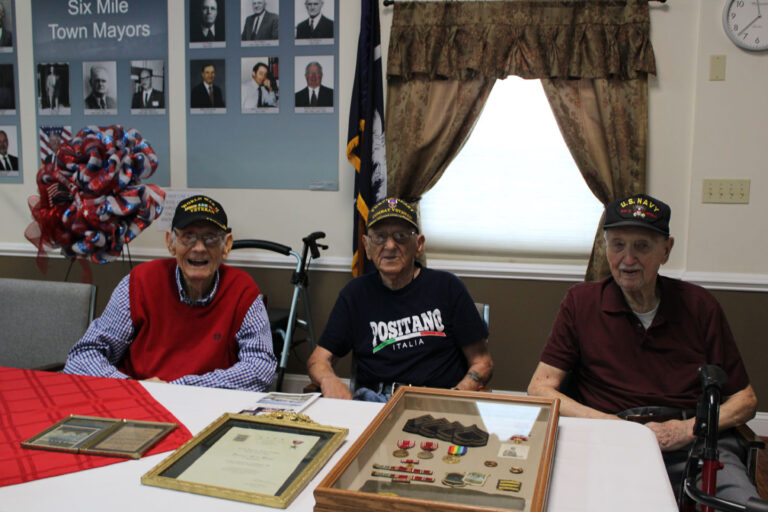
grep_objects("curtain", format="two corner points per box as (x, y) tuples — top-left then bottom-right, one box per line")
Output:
(385, 0), (655, 278)
(386, 77), (494, 199)
(541, 78), (649, 280)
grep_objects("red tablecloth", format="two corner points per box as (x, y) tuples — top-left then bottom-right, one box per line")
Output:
(0, 367), (192, 487)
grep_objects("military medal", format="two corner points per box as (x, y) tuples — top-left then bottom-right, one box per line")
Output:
(418, 441), (438, 459)
(510, 435), (528, 444)
(484, 460), (498, 467)
(393, 439), (415, 457)
(372, 464), (433, 475)
(509, 466), (524, 474)
(372, 470), (435, 483)
(442, 444), (466, 463)
(400, 459), (419, 464)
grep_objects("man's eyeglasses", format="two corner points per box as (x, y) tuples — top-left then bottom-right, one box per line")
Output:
(366, 230), (417, 246)
(173, 229), (225, 248)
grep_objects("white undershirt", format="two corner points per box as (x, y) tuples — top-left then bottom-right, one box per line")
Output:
(633, 302), (659, 330)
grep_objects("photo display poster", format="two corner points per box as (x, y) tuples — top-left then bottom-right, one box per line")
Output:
(31, 0), (170, 186)
(0, 0), (21, 183)
(185, 0), (339, 190)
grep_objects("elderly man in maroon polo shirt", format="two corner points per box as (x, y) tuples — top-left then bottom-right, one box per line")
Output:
(527, 193), (758, 503)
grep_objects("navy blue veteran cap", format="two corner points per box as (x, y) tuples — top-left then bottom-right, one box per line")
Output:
(367, 197), (419, 231)
(603, 194), (670, 236)
(172, 195), (230, 232)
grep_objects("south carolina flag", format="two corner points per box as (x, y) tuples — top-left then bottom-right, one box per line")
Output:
(347, 0), (387, 277)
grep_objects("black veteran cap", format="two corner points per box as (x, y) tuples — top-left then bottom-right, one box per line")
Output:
(603, 194), (671, 236)
(172, 195), (230, 232)
(367, 198), (419, 231)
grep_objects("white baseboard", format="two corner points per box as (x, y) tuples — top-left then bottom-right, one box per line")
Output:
(3, 242), (768, 291)
(280, 372), (768, 437)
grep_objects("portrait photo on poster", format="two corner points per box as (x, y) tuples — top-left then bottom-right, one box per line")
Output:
(39, 125), (71, 166)
(0, 124), (19, 176)
(189, 0), (225, 48)
(295, 0), (334, 44)
(241, 0), (279, 46)
(37, 62), (71, 115)
(0, 0), (13, 52)
(0, 63), (15, 113)
(190, 59), (226, 113)
(294, 55), (334, 113)
(83, 61), (117, 115)
(131, 60), (166, 114)
(241, 56), (279, 113)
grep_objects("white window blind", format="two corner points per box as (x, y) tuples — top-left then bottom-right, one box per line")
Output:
(420, 77), (604, 260)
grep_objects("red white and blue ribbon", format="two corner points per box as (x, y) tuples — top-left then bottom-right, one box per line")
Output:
(25, 125), (165, 271)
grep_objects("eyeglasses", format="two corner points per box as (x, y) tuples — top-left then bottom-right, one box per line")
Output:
(173, 229), (225, 248)
(366, 230), (417, 246)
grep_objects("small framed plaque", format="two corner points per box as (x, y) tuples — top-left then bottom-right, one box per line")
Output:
(141, 412), (348, 509)
(21, 415), (177, 459)
(314, 387), (560, 512)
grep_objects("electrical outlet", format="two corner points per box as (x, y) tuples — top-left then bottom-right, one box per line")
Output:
(702, 179), (750, 204)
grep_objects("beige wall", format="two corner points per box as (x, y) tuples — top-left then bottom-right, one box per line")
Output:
(0, 2), (766, 280)
(0, 3), (766, 397)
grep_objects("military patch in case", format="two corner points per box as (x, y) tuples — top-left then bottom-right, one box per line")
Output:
(497, 479), (522, 492)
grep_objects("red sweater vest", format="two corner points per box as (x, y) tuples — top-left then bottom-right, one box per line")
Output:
(119, 259), (260, 381)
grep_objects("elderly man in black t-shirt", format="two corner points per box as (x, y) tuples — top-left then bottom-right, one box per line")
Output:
(307, 198), (494, 402)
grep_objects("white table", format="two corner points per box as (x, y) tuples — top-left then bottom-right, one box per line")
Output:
(0, 383), (677, 512)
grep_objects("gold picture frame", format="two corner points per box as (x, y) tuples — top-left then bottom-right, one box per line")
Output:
(141, 412), (348, 509)
(21, 414), (177, 459)
(313, 387), (560, 512)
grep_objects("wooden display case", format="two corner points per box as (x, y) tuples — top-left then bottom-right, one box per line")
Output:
(314, 387), (559, 512)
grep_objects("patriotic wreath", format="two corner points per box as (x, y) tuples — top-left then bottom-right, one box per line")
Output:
(25, 125), (165, 267)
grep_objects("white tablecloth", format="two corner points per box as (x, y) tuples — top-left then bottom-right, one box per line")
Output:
(0, 382), (677, 512)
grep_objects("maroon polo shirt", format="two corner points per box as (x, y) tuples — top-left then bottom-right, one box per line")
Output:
(540, 276), (750, 413)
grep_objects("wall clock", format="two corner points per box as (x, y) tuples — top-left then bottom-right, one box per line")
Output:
(722, 0), (768, 51)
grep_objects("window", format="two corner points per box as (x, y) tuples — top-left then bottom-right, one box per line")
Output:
(420, 77), (603, 261)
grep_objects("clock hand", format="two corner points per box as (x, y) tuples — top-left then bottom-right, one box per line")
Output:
(738, 15), (759, 36)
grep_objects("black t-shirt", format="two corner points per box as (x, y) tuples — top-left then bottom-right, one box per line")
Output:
(319, 266), (488, 389)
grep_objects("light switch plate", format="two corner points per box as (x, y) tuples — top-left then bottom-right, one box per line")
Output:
(702, 179), (750, 204)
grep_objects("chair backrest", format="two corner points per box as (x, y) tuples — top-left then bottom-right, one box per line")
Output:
(0, 278), (96, 370)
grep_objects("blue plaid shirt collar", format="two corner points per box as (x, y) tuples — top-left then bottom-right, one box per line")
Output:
(174, 265), (220, 306)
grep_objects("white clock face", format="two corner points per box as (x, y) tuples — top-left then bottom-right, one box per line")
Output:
(723, 0), (768, 51)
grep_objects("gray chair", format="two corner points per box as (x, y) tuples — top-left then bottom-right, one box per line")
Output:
(0, 278), (96, 371)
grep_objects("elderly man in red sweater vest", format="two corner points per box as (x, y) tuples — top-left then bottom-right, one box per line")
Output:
(64, 195), (276, 391)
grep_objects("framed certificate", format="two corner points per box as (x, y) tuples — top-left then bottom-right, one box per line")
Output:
(313, 387), (560, 512)
(21, 415), (177, 459)
(141, 412), (348, 509)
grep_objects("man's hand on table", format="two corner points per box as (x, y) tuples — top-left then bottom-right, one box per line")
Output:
(319, 376), (353, 400)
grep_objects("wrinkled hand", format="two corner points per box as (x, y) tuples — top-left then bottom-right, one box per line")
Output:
(319, 377), (353, 400)
(646, 418), (695, 451)
(143, 376), (167, 383)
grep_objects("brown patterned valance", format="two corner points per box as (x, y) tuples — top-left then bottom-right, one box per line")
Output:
(388, 0), (656, 81)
